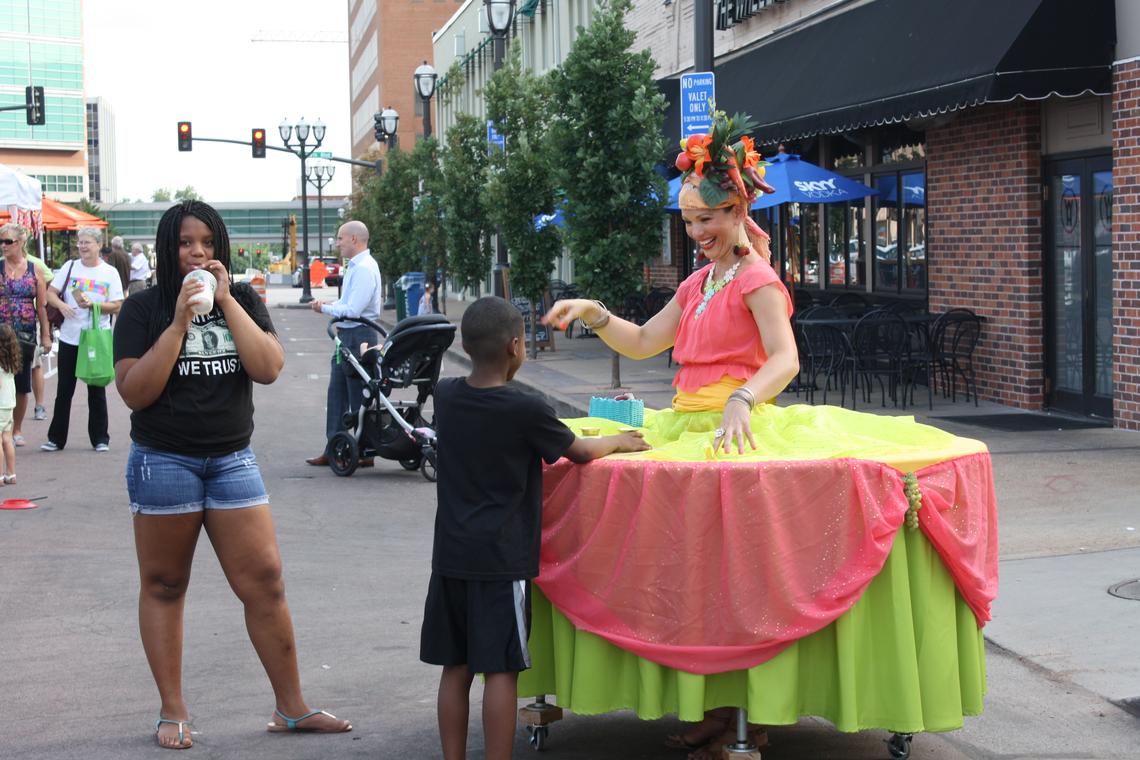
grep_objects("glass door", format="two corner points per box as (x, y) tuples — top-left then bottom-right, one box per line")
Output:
(1044, 156), (1113, 418)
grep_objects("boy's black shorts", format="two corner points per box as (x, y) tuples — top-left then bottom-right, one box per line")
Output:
(419, 573), (532, 674)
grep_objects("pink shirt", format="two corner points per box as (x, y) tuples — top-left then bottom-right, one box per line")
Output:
(671, 261), (793, 393)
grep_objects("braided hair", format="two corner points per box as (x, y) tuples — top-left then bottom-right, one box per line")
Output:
(148, 200), (263, 342)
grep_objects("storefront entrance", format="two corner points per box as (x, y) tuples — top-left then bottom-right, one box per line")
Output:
(1044, 155), (1113, 418)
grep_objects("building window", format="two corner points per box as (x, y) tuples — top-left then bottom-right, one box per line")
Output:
(824, 201), (865, 289)
(32, 173), (84, 193)
(872, 171), (926, 294)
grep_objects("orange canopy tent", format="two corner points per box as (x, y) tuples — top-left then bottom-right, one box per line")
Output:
(39, 196), (108, 231)
(0, 195), (107, 231)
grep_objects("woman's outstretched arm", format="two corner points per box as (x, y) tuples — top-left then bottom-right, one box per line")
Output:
(543, 297), (681, 360)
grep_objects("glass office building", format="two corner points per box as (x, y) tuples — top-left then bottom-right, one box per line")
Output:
(0, 0), (87, 201)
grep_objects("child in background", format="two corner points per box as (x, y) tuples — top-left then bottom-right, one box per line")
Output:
(0, 325), (22, 485)
(420, 296), (649, 760)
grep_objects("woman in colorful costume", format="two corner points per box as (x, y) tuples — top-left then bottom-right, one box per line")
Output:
(540, 110), (997, 758)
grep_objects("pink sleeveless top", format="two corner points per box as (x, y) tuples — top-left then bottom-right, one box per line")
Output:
(671, 261), (793, 393)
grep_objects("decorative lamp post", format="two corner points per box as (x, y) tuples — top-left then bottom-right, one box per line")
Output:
(279, 116), (327, 303)
(380, 106), (400, 149)
(484, 0), (517, 282)
(306, 162), (336, 295)
(414, 61), (438, 138)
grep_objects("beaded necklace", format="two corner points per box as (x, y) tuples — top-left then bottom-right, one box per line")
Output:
(694, 260), (741, 319)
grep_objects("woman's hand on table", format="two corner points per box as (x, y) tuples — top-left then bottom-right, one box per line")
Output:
(715, 398), (757, 454)
(542, 299), (604, 330)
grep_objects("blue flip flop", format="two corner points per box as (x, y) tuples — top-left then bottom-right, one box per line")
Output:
(266, 708), (352, 733)
(154, 717), (192, 749)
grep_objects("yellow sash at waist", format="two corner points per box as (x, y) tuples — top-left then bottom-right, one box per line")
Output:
(672, 376), (776, 412)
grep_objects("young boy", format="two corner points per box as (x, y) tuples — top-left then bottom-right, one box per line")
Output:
(420, 296), (648, 760)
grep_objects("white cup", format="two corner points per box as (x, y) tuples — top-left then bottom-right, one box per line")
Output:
(183, 269), (217, 315)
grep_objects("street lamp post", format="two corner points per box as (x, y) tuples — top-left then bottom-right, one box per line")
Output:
(379, 106), (399, 150)
(306, 162), (336, 296)
(279, 116), (326, 303)
(414, 61), (437, 139)
(377, 107), (400, 307)
(484, 0), (517, 288)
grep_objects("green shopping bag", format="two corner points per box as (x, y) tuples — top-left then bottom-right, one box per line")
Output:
(76, 302), (115, 387)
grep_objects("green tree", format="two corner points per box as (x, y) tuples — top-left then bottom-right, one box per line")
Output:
(440, 113), (491, 297)
(174, 185), (201, 201)
(551, 0), (667, 386)
(410, 137), (449, 312)
(485, 45), (562, 358)
(151, 188), (172, 202)
(370, 147), (420, 292)
(74, 197), (121, 242)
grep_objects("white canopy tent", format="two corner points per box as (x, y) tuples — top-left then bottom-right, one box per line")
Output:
(0, 163), (46, 257)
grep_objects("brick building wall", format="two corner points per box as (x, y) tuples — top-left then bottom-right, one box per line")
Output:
(1112, 60), (1140, 430)
(926, 102), (1044, 409)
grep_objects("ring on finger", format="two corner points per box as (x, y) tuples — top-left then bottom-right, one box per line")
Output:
(713, 427), (725, 439)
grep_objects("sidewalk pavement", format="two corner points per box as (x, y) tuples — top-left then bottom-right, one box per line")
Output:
(268, 284), (1140, 715)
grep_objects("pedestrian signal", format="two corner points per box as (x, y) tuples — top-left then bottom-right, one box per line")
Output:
(177, 121), (192, 151)
(252, 128), (266, 158)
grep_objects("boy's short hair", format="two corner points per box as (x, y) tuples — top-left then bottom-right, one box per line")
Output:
(461, 296), (523, 363)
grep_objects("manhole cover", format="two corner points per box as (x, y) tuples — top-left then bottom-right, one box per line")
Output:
(1108, 579), (1140, 600)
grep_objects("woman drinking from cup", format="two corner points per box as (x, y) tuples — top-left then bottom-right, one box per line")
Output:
(113, 200), (351, 749)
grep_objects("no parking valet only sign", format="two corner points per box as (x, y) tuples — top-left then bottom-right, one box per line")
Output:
(680, 72), (715, 140)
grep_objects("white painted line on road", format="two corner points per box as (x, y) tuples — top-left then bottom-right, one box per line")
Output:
(308, 374), (320, 380)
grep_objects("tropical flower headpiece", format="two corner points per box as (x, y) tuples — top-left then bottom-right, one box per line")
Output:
(675, 106), (776, 208)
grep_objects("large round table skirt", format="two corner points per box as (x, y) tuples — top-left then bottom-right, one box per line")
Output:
(518, 525), (985, 733)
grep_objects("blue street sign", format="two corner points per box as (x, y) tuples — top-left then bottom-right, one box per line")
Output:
(487, 120), (505, 151)
(680, 72), (715, 140)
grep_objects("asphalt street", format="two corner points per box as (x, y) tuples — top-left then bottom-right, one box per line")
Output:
(0, 289), (1137, 759)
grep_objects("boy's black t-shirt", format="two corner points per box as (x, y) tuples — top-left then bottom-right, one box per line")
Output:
(112, 285), (276, 457)
(432, 377), (576, 581)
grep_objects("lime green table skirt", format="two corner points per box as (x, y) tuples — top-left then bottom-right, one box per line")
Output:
(518, 526), (986, 734)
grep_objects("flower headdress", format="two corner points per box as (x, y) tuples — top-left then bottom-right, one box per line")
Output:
(674, 106), (776, 209)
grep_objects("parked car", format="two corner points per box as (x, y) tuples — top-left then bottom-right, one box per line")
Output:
(292, 256), (343, 287)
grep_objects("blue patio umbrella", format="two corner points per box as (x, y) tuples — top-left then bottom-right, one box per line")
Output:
(750, 152), (877, 209)
(879, 173), (926, 207)
(665, 153), (876, 211)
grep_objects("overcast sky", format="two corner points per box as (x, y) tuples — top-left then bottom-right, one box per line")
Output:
(83, 0), (353, 204)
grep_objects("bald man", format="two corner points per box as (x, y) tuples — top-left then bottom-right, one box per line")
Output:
(306, 221), (383, 466)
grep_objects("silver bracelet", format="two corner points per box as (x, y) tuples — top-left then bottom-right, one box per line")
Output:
(583, 301), (611, 330)
(728, 388), (756, 410)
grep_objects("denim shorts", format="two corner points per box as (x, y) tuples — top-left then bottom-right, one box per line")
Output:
(126, 443), (269, 515)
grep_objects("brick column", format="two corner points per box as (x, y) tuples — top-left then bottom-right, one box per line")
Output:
(1112, 60), (1140, 430)
(926, 102), (1044, 409)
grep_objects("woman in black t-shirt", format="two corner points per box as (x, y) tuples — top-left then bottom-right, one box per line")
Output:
(113, 201), (351, 749)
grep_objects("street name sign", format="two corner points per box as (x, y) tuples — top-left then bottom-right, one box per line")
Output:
(486, 120), (505, 150)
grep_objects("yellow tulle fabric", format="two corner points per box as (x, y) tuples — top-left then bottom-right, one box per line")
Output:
(571, 402), (987, 473)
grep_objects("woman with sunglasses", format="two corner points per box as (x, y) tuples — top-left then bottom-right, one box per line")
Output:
(0, 223), (52, 449)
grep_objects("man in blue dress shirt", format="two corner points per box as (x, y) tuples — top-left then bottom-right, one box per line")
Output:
(306, 220), (382, 466)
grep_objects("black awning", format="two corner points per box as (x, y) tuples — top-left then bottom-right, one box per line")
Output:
(673, 0), (1115, 145)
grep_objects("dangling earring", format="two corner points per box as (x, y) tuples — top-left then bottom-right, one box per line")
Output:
(733, 244), (749, 257)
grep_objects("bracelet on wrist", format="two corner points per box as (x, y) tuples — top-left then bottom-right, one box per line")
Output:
(583, 300), (611, 330)
(728, 388), (757, 410)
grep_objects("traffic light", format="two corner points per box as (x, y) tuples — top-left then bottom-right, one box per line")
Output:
(251, 128), (266, 158)
(25, 86), (44, 126)
(238, 247), (245, 255)
(177, 121), (192, 151)
(373, 112), (384, 143)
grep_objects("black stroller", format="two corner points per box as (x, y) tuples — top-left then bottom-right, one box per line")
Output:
(324, 314), (456, 481)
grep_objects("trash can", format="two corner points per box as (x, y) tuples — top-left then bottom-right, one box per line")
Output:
(402, 271), (425, 317)
(394, 276), (407, 322)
